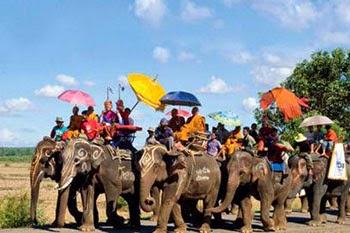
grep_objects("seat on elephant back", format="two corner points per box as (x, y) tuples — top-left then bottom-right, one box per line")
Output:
(105, 145), (133, 161)
(186, 132), (209, 153)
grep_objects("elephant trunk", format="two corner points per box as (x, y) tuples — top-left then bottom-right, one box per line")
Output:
(140, 173), (156, 212)
(206, 169), (240, 213)
(30, 167), (44, 224)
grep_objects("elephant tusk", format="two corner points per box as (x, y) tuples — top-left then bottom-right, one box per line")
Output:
(56, 177), (73, 191)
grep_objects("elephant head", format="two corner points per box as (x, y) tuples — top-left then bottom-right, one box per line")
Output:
(207, 151), (269, 213)
(287, 155), (308, 198)
(58, 138), (105, 191)
(30, 137), (64, 224)
(138, 144), (171, 212)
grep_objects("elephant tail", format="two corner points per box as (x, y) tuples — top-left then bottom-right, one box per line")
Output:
(206, 169), (239, 214)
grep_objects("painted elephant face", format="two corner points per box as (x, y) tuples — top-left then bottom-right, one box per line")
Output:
(288, 156), (308, 197)
(139, 144), (169, 212)
(58, 138), (104, 191)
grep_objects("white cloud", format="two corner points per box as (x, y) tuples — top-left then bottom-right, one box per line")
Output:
(335, 0), (350, 24)
(35, 85), (65, 97)
(251, 65), (292, 86)
(263, 53), (282, 65)
(153, 46), (170, 63)
(228, 50), (254, 64)
(0, 128), (16, 143)
(177, 51), (195, 62)
(252, 0), (318, 29)
(56, 74), (78, 86)
(118, 75), (129, 86)
(198, 76), (238, 94)
(134, 0), (166, 26)
(83, 81), (95, 87)
(181, 1), (212, 22)
(4, 97), (32, 111)
(242, 97), (258, 112)
(321, 31), (350, 45)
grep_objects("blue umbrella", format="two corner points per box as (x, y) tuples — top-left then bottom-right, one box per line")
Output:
(160, 91), (201, 107)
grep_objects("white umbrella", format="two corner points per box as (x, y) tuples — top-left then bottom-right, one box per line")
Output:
(300, 115), (334, 127)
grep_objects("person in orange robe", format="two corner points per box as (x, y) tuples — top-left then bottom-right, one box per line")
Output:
(175, 107), (205, 142)
(221, 126), (243, 157)
(321, 125), (338, 156)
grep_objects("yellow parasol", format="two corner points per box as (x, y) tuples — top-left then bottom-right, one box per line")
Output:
(128, 73), (166, 111)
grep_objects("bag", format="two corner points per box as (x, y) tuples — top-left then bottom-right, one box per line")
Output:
(327, 143), (348, 181)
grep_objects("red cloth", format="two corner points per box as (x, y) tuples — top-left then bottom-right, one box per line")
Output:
(81, 120), (102, 141)
(325, 129), (338, 143)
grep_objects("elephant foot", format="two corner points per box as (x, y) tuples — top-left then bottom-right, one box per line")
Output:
(275, 223), (287, 231)
(153, 228), (167, 233)
(79, 224), (95, 232)
(51, 220), (64, 228)
(175, 225), (187, 233)
(263, 219), (275, 232)
(301, 208), (308, 213)
(320, 214), (327, 223)
(307, 220), (321, 227)
(241, 226), (253, 233)
(285, 208), (292, 215)
(199, 223), (210, 233)
(336, 217), (345, 225)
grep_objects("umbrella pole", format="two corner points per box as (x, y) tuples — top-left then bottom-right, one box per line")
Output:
(130, 101), (140, 113)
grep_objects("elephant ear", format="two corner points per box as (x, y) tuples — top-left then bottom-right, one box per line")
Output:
(90, 144), (105, 169)
(252, 161), (268, 182)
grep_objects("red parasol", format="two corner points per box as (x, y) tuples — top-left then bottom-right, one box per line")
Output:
(260, 87), (308, 121)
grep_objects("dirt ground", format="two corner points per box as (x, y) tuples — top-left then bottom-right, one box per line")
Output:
(0, 161), (349, 233)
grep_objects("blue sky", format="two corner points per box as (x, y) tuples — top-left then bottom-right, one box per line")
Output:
(0, 0), (349, 147)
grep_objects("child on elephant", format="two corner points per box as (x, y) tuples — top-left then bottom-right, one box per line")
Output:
(294, 133), (314, 171)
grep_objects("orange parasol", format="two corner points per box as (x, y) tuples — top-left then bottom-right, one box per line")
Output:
(260, 87), (308, 121)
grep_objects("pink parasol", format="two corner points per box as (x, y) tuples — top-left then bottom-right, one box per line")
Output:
(58, 90), (95, 106)
(166, 109), (190, 118)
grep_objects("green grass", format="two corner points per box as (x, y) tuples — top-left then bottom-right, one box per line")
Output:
(0, 155), (32, 163)
(0, 193), (46, 228)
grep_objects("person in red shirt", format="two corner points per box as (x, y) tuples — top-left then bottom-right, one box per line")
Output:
(168, 108), (185, 132)
(321, 125), (338, 156)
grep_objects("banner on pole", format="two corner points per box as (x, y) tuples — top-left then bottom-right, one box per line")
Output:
(327, 143), (348, 181)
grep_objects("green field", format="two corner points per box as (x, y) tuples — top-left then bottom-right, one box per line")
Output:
(0, 148), (33, 163)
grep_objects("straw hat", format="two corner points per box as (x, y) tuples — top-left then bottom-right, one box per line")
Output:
(294, 133), (307, 142)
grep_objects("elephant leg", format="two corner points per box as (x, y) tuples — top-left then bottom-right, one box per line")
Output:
(151, 186), (161, 222)
(93, 192), (99, 226)
(171, 202), (187, 233)
(67, 188), (82, 225)
(346, 193), (350, 216)
(124, 194), (141, 228)
(240, 197), (253, 233)
(319, 196), (327, 223)
(308, 184), (326, 226)
(79, 184), (95, 232)
(53, 188), (70, 228)
(155, 183), (181, 233)
(105, 190), (124, 226)
(273, 198), (287, 230)
(200, 191), (217, 233)
(336, 188), (349, 224)
(259, 191), (274, 231)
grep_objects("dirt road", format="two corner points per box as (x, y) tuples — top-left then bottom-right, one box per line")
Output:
(1, 211), (349, 233)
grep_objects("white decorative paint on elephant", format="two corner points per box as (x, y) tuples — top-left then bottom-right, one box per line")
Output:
(195, 167), (210, 182)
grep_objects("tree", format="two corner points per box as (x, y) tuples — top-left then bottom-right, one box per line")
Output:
(283, 48), (350, 130)
(254, 48), (350, 142)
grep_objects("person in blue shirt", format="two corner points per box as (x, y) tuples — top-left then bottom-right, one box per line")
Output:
(50, 117), (68, 141)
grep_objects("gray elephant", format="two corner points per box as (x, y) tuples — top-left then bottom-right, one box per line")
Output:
(138, 144), (221, 233)
(207, 151), (307, 233)
(56, 138), (140, 231)
(303, 154), (350, 226)
(30, 137), (82, 226)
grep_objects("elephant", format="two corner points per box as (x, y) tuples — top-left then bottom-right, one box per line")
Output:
(30, 137), (82, 226)
(138, 144), (221, 233)
(207, 150), (307, 233)
(56, 138), (140, 231)
(302, 154), (350, 226)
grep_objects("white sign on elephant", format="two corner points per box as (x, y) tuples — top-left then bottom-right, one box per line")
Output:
(328, 143), (348, 181)
(195, 167), (210, 182)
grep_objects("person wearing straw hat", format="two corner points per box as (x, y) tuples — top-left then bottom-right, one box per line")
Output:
(294, 133), (313, 171)
(50, 117), (68, 142)
(145, 127), (158, 145)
